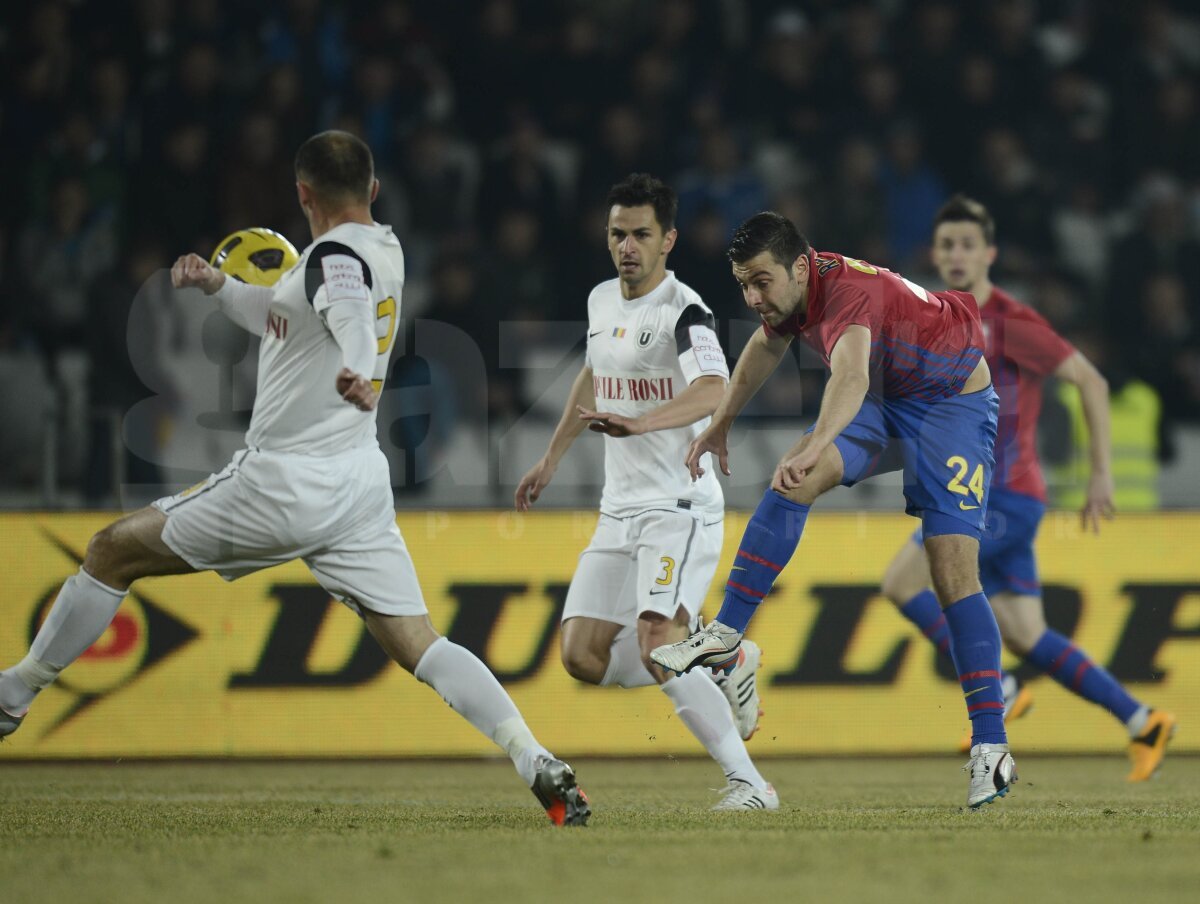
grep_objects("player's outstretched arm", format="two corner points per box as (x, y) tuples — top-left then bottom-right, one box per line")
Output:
(774, 325), (870, 490)
(170, 253), (225, 294)
(578, 375), (726, 437)
(712, 326), (793, 428)
(1054, 349), (1115, 532)
(682, 330), (790, 480)
(172, 252), (276, 336)
(515, 366), (595, 511)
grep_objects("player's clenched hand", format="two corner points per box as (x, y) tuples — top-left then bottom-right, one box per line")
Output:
(515, 458), (556, 511)
(685, 425), (730, 480)
(1081, 471), (1116, 534)
(577, 405), (645, 437)
(170, 253), (225, 295)
(772, 443), (820, 493)
(336, 367), (377, 411)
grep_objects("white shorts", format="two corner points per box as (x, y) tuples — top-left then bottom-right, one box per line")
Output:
(562, 509), (723, 629)
(153, 445), (426, 617)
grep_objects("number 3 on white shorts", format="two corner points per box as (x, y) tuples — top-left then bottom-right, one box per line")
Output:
(655, 556), (676, 586)
(945, 455), (985, 508)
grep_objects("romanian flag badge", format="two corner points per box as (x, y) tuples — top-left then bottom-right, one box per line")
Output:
(612, 327), (626, 338)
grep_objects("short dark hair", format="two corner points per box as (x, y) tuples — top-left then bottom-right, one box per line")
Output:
(605, 173), (677, 232)
(294, 130), (374, 204)
(727, 211), (811, 268)
(933, 194), (995, 245)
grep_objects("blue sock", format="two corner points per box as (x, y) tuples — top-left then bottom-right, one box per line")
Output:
(1025, 628), (1141, 724)
(715, 490), (809, 632)
(898, 589), (952, 657)
(943, 592), (1007, 746)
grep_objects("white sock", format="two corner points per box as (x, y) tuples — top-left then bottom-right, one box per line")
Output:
(600, 631), (656, 688)
(414, 636), (551, 784)
(1126, 705), (1151, 738)
(661, 670), (766, 788)
(0, 569), (127, 714)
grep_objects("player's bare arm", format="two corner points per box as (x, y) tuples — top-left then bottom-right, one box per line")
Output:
(714, 326), (793, 428)
(515, 366), (596, 511)
(1053, 349), (1115, 531)
(773, 325), (870, 491)
(685, 328), (792, 480)
(170, 253), (225, 294)
(175, 252), (278, 336)
(579, 375), (726, 437)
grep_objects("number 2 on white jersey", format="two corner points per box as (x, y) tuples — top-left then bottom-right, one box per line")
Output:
(376, 296), (397, 354)
(371, 296), (398, 391)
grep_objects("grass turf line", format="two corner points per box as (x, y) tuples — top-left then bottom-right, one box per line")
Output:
(0, 757), (1196, 904)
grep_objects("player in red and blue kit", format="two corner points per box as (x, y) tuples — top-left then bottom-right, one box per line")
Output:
(879, 195), (1176, 781)
(650, 211), (1016, 808)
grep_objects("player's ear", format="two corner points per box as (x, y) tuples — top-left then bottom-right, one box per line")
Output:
(296, 180), (312, 209)
(662, 227), (678, 255)
(986, 244), (998, 267)
(369, 178), (380, 204)
(792, 252), (809, 282)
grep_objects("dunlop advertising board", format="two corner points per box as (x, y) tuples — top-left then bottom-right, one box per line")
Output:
(0, 511), (1197, 758)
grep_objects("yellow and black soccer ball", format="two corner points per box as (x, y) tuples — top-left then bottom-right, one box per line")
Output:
(210, 227), (300, 286)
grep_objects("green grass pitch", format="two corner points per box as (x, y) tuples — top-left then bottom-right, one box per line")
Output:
(1, 757), (1196, 903)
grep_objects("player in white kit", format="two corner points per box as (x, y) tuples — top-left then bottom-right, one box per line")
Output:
(0, 131), (588, 827)
(515, 174), (777, 811)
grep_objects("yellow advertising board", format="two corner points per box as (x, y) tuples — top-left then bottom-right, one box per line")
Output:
(0, 511), (1197, 758)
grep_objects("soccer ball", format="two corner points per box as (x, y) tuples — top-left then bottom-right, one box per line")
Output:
(210, 227), (300, 286)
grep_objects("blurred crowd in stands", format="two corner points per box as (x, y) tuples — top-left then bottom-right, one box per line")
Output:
(1, 0), (1199, 504)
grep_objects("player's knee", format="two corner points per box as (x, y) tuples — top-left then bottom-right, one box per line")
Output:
(777, 480), (829, 507)
(1001, 630), (1035, 658)
(84, 525), (132, 585)
(779, 460), (840, 507)
(560, 643), (604, 685)
(926, 536), (982, 605)
(995, 612), (1044, 657)
(880, 560), (912, 605)
(928, 561), (981, 606)
(932, 575), (982, 606)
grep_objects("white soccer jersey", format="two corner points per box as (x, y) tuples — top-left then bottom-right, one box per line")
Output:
(585, 271), (729, 517)
(245, 222), (403, 456)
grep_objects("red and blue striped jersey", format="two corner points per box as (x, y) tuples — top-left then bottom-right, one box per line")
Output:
(764, 251), (985, 402)
(980, 287), (1074, 502)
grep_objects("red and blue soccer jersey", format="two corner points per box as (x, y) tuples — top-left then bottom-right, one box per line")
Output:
(765, 252), (985, 401)
(980, 287), (1074, 502)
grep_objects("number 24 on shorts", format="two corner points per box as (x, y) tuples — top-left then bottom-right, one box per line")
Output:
(945, 455), (985, 510)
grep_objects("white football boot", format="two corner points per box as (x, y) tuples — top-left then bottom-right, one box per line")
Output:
(714, 639), (763, 741)
(712, 779), (780, 812)
(964, 743), (1017, 808)
(651, 620), (743, 675)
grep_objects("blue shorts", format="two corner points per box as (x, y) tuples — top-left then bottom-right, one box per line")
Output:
(818, 386), (999, 539)
(912, 487), (1045, 596)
